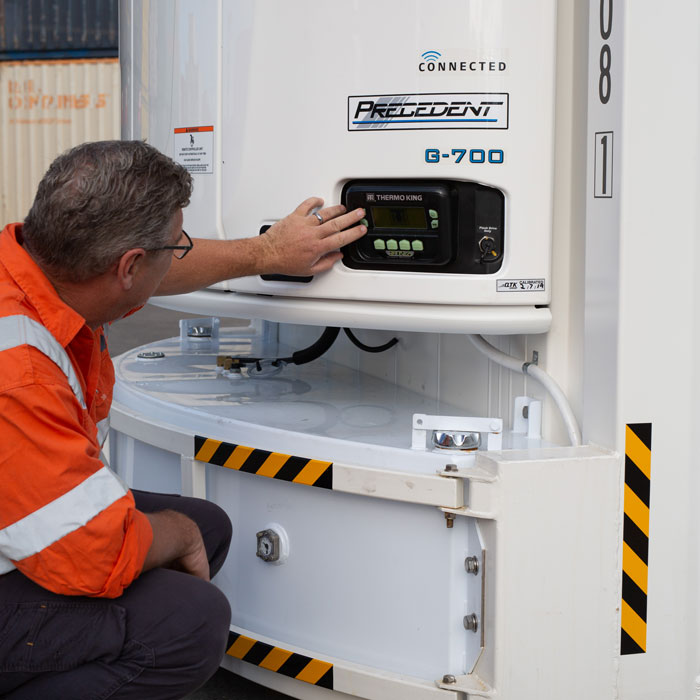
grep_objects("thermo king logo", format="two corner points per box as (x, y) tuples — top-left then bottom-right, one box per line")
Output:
(348, 93), (509, 131)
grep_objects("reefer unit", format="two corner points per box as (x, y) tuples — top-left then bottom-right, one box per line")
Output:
(122, 0), (556, 316)
(116, 1), (700, 700)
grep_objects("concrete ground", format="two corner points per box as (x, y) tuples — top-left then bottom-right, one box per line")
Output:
(109, 304), (292, 700)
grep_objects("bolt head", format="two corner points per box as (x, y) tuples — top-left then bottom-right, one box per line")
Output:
(442, 674), (456, 684)
(463, 613), (479, 632)
(465, 556), (479, 575)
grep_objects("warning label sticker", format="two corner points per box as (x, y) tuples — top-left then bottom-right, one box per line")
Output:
(174, 126), (213, 174)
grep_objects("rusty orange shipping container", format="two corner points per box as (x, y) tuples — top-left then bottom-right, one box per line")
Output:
(0, 57), (120, 224)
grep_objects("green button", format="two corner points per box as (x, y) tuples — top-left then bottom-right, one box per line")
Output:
(386, 239), (398, 250)
(361, 218), (369, 227)
(431, 219), (439, 229)
(412, 240), (424, 252)
(399, 239), (411, 250)
(428, 209), (439, 219)
(373, 239), (386, 250)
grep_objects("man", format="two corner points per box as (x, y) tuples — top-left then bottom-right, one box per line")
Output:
(0, 140), (367, 699)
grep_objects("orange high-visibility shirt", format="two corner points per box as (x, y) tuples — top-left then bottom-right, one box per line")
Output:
(0, 223), (153, 598)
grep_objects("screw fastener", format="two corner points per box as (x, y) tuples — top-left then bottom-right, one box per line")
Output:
(444, 512), (455, 528)
(442, 675), (456, 684)
(465, 556), (479, 575)
(463, 613), (479, 632)
(445, 463), (458, 472)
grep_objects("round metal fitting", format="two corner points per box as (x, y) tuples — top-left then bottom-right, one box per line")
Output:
(465, 556), (480, 575)
(432, 431), (481, 451)
(444, 512), (456, 529)
(444, 463), (458, 472)
(255, 523), (289, 565)
(442, 675), (457, 685)
(463, 613), (479, 633)
(137, 351), (165, 360)
(187, 325), (212, 338)
(256, 529), (281, 562)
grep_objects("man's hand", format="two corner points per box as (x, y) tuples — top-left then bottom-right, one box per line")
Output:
(154, 197), (367, 296)
(142, 510), (210, 581)
(258, 197), (367, 276)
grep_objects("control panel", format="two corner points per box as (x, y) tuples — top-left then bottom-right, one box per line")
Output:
(341, 180), (505, 274)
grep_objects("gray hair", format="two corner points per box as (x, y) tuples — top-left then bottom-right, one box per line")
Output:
(23, 140), (193, 281)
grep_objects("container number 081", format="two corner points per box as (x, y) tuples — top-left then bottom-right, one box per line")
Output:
(425, 148), (504, 164)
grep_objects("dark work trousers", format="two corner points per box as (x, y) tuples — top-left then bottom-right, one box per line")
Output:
(0, 490), (233, 700)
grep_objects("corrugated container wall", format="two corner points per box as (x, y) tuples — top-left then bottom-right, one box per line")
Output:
(0, 0), (118, 60)
(0, 0), (119, 225)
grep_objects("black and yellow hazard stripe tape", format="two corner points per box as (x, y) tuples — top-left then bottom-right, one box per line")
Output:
(194, 436), (333, 489)
(226, 632), (334, 689)
(621, 423), (652, 655)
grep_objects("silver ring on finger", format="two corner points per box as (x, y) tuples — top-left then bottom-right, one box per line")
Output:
(313, 212), (323, 224)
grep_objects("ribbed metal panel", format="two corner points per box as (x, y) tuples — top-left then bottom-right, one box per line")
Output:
(0, 0), (118, 59)
(0, 58), (120, 224)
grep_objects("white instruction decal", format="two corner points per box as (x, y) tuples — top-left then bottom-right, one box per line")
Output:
(174, 126), (213, 174)
(497, 279), (545, 292)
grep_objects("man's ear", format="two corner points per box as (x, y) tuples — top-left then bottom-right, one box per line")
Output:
(116, 248), (147, 290)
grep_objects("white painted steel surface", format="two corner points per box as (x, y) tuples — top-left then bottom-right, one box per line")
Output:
(149, 289), (553, 335)
(0, 58), (120, 224)
(111, 330), (549, 467)
(221, 625), (463, 700)
(110, 330), (518, 684)
(109, 339), (618, 699)
(583, 1), (700, 698)
(121, 0), (556, 309)
(116, 1), (700, 698)
(454, 447), (620, 699)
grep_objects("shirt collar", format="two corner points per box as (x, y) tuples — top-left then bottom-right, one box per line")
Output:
(0, 223), (88, 347)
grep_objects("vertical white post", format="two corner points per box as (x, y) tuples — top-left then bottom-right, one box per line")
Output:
(181, 456), (207, 498)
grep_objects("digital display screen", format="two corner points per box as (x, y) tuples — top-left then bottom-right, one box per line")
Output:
(371, 206), (427, 230)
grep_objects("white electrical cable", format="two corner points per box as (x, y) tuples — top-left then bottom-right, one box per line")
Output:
(467, 335), (582, 447)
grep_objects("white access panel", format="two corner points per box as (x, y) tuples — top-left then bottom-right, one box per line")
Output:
(219, 0), (555, 306)
(121, 0), (557, 309)
(109, 330), (620, 700)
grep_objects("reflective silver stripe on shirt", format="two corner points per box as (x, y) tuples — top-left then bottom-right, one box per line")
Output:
(0, 315), (86, 408)
(0, 466), (128, 563)
(0, 315), (117, 571)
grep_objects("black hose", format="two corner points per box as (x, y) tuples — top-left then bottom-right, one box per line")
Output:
(222, 325), (398, 372)
(343, 328), (399, 353)
(277, 326), (341, 365)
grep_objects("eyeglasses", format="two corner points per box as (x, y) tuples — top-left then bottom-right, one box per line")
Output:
(150, 230), (194, 259)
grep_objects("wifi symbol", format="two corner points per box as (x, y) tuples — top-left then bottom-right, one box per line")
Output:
(421, 50), (442, 61)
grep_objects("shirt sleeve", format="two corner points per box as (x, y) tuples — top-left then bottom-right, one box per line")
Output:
(0, 381), (153, 598)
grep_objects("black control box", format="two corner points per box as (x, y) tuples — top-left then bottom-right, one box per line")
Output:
(341, 180), (505, 274)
